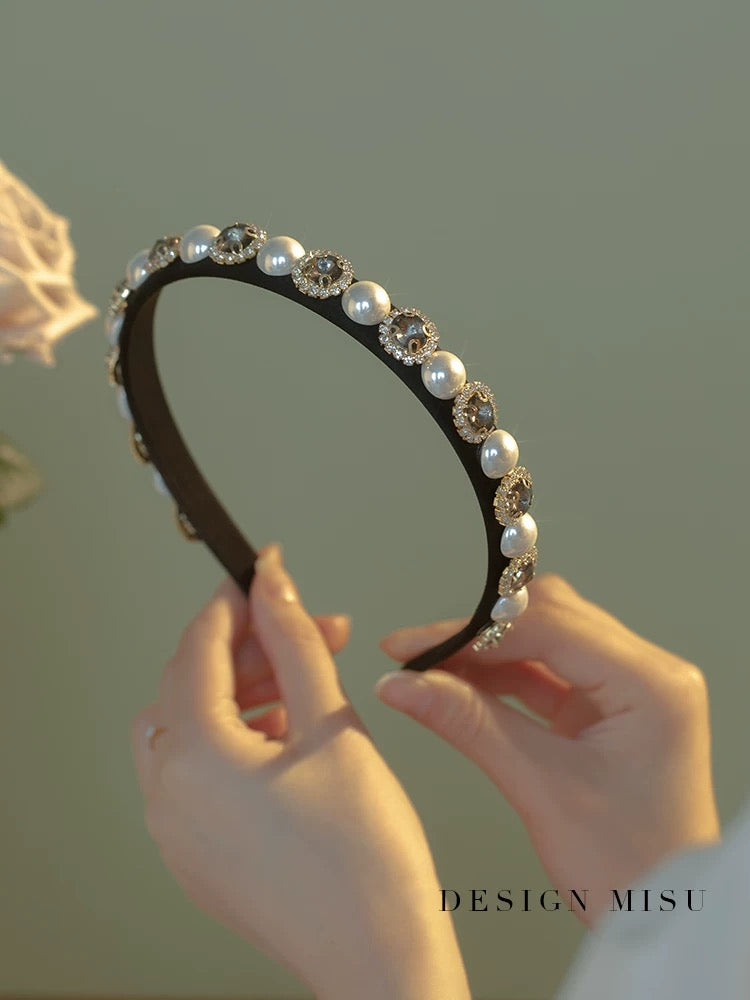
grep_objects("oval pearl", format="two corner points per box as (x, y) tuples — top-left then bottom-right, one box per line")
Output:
(115, 386), (131, 421)
(480, 429), (519, 479)
(106, 312), (124, 346)
(421, 350), (466, 399)
(152, 469), (170, 497)
(490, 586), (529, 624)
(500, 513), (538, 558)
(126, 248), (152, 288)
(341, 280), (391, 325)
(256, 235), (306, 276)
(180, 224), (220, 264)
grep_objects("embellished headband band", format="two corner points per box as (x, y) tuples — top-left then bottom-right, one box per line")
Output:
(104, 223), (539, 672)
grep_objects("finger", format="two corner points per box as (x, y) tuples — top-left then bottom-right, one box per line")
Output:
(378, 573), (657, 712)
(250, 542), (351, 734)
(237, 675), (282, 712)
(454, 658), (571, 721)
(161, 575), (257, 739)
(245, 704), (288, 741)
(374, 666), (571, 801)
(233, 613), (351, 706)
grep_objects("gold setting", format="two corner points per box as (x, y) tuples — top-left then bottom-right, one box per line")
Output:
(498, 546), (538, 597)
(452, 380), (498, 444)
(493, 466), (534, 527)
(291, 248), (355, 298)
(378, 306), (440, 366)
(209, 222), (268, 265)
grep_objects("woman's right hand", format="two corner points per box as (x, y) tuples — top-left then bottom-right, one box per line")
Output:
(375, 572), (721, 926)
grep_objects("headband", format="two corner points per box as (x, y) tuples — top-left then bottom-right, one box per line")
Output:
(103, 223), (539, 672)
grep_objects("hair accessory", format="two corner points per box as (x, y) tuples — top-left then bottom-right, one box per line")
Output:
(104, 223), (540, 671)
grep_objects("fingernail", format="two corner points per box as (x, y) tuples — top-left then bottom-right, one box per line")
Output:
(374, 669), (433, 711)
(332, 613), (352, 629)
(254, 542), (298, 603)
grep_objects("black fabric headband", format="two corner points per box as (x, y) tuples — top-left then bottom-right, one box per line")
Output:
(104, 223), (539, 671)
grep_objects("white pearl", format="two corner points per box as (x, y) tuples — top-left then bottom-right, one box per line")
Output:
(152, 469), (170, 497)
(179, 224), (220, 263)
(480, 429), (519, 479)
(421, 350), (466, 399)
(126, 248), (152, 288)
(500, 514), (538, 558)
(490, 586), (529, 624)
(106, 312), (124, 346)
(115, 386), (131, 421)
(256, 235), (306, 276)
(341, 280), (391, 325)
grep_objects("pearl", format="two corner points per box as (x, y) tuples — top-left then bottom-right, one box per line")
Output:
(341, 280), (391, 325)
(480, 429), (519, 479)
(421, 350), (466, 399)
(256, 235), (306, 276)
(125, 248), (152, 288)
(500, 513), (538, 558)
(180, 224), (220, 264)
(106, 312), (124, 346)
(490, 586), (529, 624)
(115, 386), (131, 421)
(152, 469), (170, 497)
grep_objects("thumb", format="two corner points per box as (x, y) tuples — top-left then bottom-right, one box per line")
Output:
(374, 667), (563, 802)
(250, 542), (351, 734)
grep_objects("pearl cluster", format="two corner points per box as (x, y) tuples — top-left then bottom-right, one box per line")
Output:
(105, 223), (539, 645)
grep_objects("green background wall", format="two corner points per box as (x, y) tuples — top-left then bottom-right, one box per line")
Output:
(1, 2), (748, 998)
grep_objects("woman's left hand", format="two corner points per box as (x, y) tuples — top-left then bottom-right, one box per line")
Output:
(130, 542), (470, 1000)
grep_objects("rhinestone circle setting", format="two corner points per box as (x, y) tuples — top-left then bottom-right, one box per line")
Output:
(378, 307), (440, 365)
(291, 248), (355, 298)
(452, 380), (498, 444)
(209, 223), (268, 265)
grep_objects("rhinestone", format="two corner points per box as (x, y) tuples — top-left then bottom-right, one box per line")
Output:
(493, 466), (534, 526)
(147, 235), (181, 271)
(498, 546), (538, 597)
(467, 392), (495, 430)
(471, 621), (513, 651)
(451, 380), (497, 443)
(108, 280), (130, 316)
(378, 307), (440, 365)
(316, 255), (338, 275)
(210, 222), (268, 265)
(291, 248), (354, 298)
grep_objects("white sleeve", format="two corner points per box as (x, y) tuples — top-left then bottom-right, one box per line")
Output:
(555, 796), (750, 1000)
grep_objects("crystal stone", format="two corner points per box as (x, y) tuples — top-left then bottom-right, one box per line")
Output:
(451, 380), (497, 443)
(215, 224), (259, 256)
(466, 391), (495, 430)
(392, 313), (430, 356)
(493, 467), (534, 527)
(306, 254), (344, 289)
(511, 560), (535, 589)
(509, 481), (533, 517)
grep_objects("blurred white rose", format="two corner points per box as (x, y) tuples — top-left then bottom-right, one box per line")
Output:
(0, 158), (98, 366)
